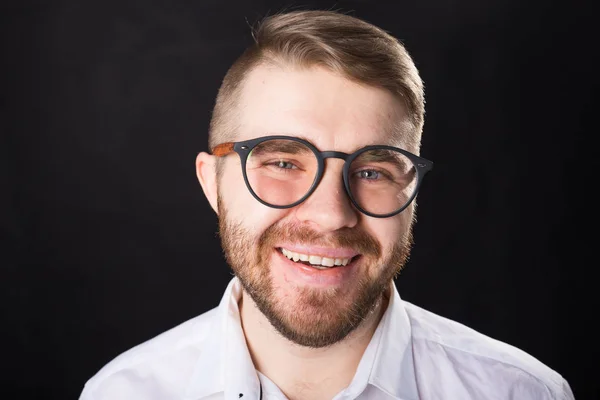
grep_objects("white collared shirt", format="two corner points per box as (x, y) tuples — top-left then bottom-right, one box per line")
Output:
(80, 278), (574, 400)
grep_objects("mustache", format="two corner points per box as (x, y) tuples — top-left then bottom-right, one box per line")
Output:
(258, 222), (382, 258)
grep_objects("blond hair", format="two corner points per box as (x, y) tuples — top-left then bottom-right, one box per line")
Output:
(208, 10), (425, 151)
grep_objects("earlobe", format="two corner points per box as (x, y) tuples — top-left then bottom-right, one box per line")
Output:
(195, 152), (219, 214)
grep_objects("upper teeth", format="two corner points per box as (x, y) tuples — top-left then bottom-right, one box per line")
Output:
(281, 248), (351, 267)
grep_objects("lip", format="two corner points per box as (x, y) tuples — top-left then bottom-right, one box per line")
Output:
(275, 244), (359, 259)
(272, 247), (360, 287)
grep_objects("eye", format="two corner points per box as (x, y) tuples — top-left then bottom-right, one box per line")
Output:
(271, 160), (297, 169)
(357, 170), (380, 180)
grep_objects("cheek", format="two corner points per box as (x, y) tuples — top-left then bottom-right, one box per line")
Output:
(219, 162), (250, 213)
(365, 210), (413, 254)
(219, 164), (288, 232)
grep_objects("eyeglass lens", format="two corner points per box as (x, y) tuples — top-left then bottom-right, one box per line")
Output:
(245, 138), (418, 216)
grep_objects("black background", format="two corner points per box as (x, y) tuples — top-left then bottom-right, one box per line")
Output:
(2, 0), (597, 399)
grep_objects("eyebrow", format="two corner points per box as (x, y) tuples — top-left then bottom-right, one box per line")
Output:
(260, 128), (413, 156)
(358, 149), (409, 168)
(250, 139), (313, 155)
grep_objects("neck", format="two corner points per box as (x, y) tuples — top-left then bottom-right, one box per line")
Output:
(239, 287), (389, 400)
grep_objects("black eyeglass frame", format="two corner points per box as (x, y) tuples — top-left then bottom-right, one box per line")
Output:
(212, 135), (433, 218)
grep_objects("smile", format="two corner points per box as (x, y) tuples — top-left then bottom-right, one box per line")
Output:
(279, 247), (355, 268)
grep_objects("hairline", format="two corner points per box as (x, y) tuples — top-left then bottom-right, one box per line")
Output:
(214, 58), (420, 149)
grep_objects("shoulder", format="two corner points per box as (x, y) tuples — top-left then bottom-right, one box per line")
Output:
(79, 306), (219, 400)
(403, 301), (574, 400)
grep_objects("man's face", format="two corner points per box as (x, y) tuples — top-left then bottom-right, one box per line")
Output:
(214, 65), (416, 348)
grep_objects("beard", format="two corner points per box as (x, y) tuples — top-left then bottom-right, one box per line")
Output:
(217, 196), (413, 348)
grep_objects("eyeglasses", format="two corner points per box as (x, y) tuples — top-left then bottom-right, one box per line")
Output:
(212, 135), (433, 218)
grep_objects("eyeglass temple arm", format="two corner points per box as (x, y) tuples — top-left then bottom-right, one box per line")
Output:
(212, 142), (235, 157)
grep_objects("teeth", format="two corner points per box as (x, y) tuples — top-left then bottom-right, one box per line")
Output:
(281, 248), (352, 268)
(309, 255), (322, 265)
(322, 257), (334, 267)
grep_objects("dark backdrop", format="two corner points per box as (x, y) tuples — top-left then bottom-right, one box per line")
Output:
(2, 0), (597, 399)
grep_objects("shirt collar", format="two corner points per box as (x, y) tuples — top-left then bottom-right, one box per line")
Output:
(185, 278), (419, 400)
(185, 277), (261, 400)
(366, 281), (419, 400)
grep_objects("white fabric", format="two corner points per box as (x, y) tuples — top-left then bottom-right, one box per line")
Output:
(80, 277), (574, 400)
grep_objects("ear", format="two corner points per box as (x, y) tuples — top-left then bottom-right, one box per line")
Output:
(195, 152), (219, 215)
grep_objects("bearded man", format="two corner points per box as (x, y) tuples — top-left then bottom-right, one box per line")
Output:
(80, 10), (574, 400)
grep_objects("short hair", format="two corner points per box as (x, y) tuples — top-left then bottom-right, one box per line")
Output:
(208, 10), (425, 152)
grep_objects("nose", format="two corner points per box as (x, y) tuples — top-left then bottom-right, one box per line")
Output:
(294, 159), (359, 232)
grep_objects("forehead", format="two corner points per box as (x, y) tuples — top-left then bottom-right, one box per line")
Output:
(236, 64), (410, 151)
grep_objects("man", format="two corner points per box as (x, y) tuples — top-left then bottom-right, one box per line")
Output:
(80, 10), (574, 400)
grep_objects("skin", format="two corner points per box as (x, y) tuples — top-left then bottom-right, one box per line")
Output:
(196, 64), (417, 400)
